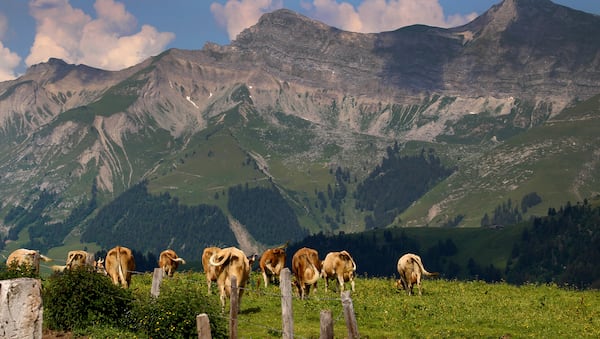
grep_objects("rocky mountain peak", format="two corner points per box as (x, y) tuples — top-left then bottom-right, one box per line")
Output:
(234, 8), (333, 46)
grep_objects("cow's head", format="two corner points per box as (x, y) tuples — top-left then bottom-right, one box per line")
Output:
(95, 258), (107, 275)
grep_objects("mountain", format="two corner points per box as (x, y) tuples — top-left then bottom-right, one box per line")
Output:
(0, 0), (599, 259)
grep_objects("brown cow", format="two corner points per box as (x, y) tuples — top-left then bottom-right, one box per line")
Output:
(321, 250), (357, 292)
(396, 253), (438, 296)
(6, 248), (52, 275)
(259, 246), (286, 287)
(158, 249), (186, 277)
(51, 250), (105, 274)
(291, 247), (321, 299)
(202, 246), (222, 294)
(105, 246), (136, 288)
(209, 246), (252, 313)
(65, 250), (95, 270)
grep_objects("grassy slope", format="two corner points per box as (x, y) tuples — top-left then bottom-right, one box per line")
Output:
(84, 271), (600, 338)
(400, 109), (600, 227)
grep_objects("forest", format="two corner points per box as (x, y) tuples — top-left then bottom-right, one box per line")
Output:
(290, 198), (600, 288)
(81, 181), (237, 260)
(227, 183), (309, 245)
(505, 199), (600, 288)
(354, 144), (454, 229)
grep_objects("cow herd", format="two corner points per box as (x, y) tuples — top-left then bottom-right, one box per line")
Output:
(4, 245), (438, 312)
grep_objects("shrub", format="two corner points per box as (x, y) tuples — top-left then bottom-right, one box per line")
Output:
(126, 272), (227, 338)
(0, 262), (37, 279)
(43, 267), (133, 331)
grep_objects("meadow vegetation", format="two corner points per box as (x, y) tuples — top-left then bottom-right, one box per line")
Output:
(3, 266), (597, 338)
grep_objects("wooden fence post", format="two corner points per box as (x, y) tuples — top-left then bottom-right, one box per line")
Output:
(229, 275), (238, 339)
(341, 291), (360, 339)
(151, 267), (163, 297)
(319, 309), (334, 339)
(280, 268), (294, 339)
(196, 313), (212, 339)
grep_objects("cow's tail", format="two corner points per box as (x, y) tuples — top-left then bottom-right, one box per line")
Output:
(39, 254), (53, 262)
(209, 249), (231, 267)
(174, 258), (186, 265)
(304, 255), (321, 285)
(413, 256), (439, 277)
(348, 253), (357, 272)
(116, 247), (127, 285)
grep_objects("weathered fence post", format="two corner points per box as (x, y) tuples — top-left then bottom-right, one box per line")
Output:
(280, 268), (294, 339)
(151, 267), (163, 297)
(0, 278), (43, 339)
(319, 309), (334, 339)
(196, 313), (212, 339)
(341, 291), (360, 339)
(230, 275), (238, 339)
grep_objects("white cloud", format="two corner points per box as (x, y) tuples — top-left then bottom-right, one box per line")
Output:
(0, 41), (22, 81)
(210, 0), (283, 40)
(25, 0), (174, 71)
(0, 13), (22, 81)
(307, 0), (478, 33)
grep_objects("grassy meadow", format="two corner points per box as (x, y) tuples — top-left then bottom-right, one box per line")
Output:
(94, 270), (600, 338)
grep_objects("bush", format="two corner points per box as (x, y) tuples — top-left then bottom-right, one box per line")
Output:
(126, 272), (227, 338)
(43, 267), (133, 331)
(0, 262), (37, 279)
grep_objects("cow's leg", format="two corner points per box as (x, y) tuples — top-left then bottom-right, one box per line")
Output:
(337, 275), (345, 292)
(110, 273), (120, 286)
(262, 271), (269, 288)
(206, 279), (212, 295)
(219, 287), (226, 312)
(237, 287), (245, 314)
(350, 276), (355, 292)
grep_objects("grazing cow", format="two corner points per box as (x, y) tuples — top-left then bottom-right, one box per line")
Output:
(158, 249), (186, 277)
(259, 246), (287, 287)
(105, 246), (136, 288)
(65, 250), (96, 270)
(291, 247), (321, 299)
(209, 247), (252, 313)
(396, 253), (438, 296)
(321, 250), (357, 292)
(6, 248), (52, 275)
(202, 246), (222, 294)
(51, 251), (105, 274)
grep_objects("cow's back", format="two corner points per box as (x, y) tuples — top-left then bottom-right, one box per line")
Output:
(105, 246), (135, 287)
(6, 248), (46, 274)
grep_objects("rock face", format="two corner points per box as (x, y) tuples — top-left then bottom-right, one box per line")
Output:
(0, 0), (598, 238)
(0, 278), (43, 339)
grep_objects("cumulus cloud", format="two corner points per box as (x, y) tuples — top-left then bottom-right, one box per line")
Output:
(0, 41), (22, 81)
(25, 0), (174, 71)
(0, 13), (22, 81)
(306, 0), (478, 33)
(210, 0), (283, 40)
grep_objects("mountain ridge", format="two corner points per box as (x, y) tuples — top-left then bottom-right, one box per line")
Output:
(0, 0), (599, 255)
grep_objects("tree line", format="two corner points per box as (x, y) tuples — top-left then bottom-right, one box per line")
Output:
(354, 144), (454, 229)
(81, 181), (237, 260)
(228, 183), (309, 245)
(290, 198), (600, 288)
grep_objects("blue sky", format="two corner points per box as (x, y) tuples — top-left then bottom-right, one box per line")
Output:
(0, 0), (598, 81)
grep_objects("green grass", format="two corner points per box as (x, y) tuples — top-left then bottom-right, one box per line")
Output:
(74, 271), (600, 338)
